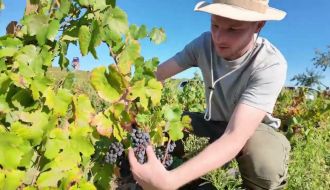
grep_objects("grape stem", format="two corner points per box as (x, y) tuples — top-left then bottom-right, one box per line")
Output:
(162, 139), (172, 166)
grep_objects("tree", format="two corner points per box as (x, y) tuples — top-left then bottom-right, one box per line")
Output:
(313, 46), (330, 71)
(291, 47), (330, 89)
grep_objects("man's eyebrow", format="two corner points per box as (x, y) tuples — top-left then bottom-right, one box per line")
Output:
(211, 20), (244, 27)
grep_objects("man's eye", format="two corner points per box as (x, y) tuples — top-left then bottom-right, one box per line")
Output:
(212, 24), (218, 28)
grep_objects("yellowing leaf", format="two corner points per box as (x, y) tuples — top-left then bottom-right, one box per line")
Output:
(37, 170), (64, 188)
(149, 27), (166, 44)
(118, 40), (140, 75)
(74, 95), (96, 127)
(90, 66), (123, 103)
(91, 112), (113, 137)
(44, 88), (73, 116)
(146, 79), (162, 106)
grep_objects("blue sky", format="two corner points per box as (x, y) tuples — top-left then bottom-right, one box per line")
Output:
(1, 0), (329, 86)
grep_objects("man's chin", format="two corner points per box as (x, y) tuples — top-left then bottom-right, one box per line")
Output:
(215, 50), (233, 60)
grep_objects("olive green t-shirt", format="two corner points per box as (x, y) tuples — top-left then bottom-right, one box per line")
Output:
(173, 32), (287, 128)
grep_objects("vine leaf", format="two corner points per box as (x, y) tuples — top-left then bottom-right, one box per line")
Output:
(78, 25), (91, 56)
(90, 66), (124, 103)
(149, 27), (166, 44)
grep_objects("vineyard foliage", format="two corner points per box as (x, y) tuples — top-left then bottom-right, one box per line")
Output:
(0, 0), (189, 189)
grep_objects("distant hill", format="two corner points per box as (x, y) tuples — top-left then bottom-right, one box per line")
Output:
(47, 67), (90, 82)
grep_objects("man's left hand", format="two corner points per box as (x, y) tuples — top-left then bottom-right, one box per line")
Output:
(128, 145), (176, 190)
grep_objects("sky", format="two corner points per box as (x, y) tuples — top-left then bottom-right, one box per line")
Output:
(0, 0), (330, 87)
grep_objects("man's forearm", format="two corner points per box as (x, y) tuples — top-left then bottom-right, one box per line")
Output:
(170, 133), (246, 189)
(155, 58), (185, 82)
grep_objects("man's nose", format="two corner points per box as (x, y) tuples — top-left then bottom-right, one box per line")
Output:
(213, 29), (227, 44)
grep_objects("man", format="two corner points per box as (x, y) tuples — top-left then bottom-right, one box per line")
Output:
(128, 0), (291, 189)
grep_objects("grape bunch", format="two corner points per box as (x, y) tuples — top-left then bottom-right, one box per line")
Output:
(155, 141), (176, 168)
(104, 141), (124, 165)
(167, 141), (176, 152)
(131, 128), (150, 164)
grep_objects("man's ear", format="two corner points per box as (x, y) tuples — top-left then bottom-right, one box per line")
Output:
(255, 21), (266, 33)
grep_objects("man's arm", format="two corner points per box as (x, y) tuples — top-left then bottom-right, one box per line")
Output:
(155, 57), (186, 82)
(169, 103), (266, 188)
(128, 103), (266, 190)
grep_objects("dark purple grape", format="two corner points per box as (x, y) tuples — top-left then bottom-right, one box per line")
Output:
(104, 142), (124, 165)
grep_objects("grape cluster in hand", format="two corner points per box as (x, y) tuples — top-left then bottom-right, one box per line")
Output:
(105, 142), (124, 165)
(131, 128), (150, 164)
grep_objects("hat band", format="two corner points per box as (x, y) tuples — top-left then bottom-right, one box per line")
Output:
(214, 0), (268, 13)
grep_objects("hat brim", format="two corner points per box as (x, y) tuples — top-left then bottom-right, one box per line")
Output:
(194, 1), (286, 21)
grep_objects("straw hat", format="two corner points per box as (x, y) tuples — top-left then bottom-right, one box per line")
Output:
(194, 0), (286, 21)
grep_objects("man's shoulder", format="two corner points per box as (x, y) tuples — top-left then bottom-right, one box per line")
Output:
(253, 37), (287, 71)
(191, 31), (211, 46)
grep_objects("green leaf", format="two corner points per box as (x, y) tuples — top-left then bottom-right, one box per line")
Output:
(22, 14), (49, 36)
(93, 0), (107, 10)
(0, 47), (17, 57)
(78, 25), (91, 56)
(55, 0), (71, 20)
(18, 61), (35, 78)
(118, 39), (140, 75)
(146, 78), (162, 105)
(127, 79), (149, 109)
(70, 127), (95, 157)
(44, 88), (73, 116)
(163, 105), (182, 122)
(149, 27), (166, 44)
(14, 45), (38, 67)
(181, 115), (192, 130)
(36, 27), (48, 46)
(103, 7), (128, 38)
(47, 19), (60, 41)
(11, 121), (43, 146)
(0, 73), (11, 93)
(14, 111), (49, 145)
(92, 162), (113, 190)
(108, 64), (127, 91)
(74, 180), (97, 190)
(74, 95), (96, 127)
(0, 36), (22, 47)
(129, 24), (148, 40)
(106, 0), (116, 7)
(0, 169), (25, 190)
(90, 21), (103, 47)
(168, 121), (184, 141)
(0, 59), (6, 72)
(0, 133), (32, 169)
(44, 128), (68, 159)
(59, 53), (69, 69)
(0, 95), (10, 114)
(37, 170), (64, 188)
(113, 122), (126, 144)
(89, 21), (103, 59)
(46, 147), (81, 171)
(90, 66), (123, 103)
(31, 75), (52, 100)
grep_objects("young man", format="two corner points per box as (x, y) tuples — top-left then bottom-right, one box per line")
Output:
(128, 0), (291, 189)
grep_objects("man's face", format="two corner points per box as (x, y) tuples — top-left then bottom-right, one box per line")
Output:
(211, 15), (261, 60)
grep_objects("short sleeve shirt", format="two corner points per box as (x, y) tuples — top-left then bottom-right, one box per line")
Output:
(173, 32), (287, 128)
